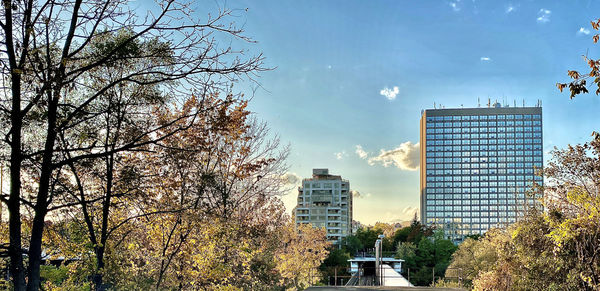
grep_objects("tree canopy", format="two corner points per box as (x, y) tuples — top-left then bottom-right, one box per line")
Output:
(446, 137), (600, 290)
(0, 1), (333, 290)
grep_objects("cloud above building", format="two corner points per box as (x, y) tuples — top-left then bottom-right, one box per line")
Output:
(334, 151), (347, 160)
(367, 142), (420, 171)
(379, 86), (400, 100)
(480, 56), (491, 61)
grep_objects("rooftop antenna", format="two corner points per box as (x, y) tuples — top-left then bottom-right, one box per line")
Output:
(488, 98), (491, 108)
(478, 97), (480, 107)
(514, 99), (516, 108)
(434, 102), (436, 109)
(523, 99), (525, 107)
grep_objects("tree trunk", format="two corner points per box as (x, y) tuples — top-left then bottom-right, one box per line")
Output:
(26, 92), (59, 291)
(8, 72), (26, 290)
(93, 153), (114, 291)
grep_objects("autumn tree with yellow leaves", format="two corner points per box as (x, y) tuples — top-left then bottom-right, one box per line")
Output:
(0, 0), (268, 289)
(274, 223), (330, 290)
(0, 1), (332, 290)
(27, 92), (330, 290)
(445, 138), (600, 290)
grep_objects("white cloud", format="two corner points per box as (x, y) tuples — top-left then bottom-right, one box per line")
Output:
(537, 9), (551, 23)
(281, 172), (302, 186)
(578, 27), (591, 35)
(334, 151), (347, 160)
(379, 86), (399, 101)
(367, 142), (420, 171)
(380, 206), (419, 224)
(355, 145), (368, 159)
(351, 190), (371, 199)
(327, 65), (332, 69)
(402, 206), (418, 216)
(400, 206), (419, 221)
(480, 57), (491, 61)
(506, 5), (514, 13)
(280, 172), (303, 216)
(449, 1), (460, 12)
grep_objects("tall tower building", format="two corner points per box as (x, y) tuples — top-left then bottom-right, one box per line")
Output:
(420, 104), (543, 242)
(294, 169), (353, 242)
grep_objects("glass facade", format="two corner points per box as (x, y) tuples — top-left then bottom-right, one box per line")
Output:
(420, 107), (543, 242)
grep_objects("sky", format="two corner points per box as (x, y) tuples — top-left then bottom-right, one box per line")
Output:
(199, 0), (600, 225)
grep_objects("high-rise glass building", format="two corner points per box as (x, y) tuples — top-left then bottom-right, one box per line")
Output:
(294, 169), (353, 242)
(420, 105), (543, 242)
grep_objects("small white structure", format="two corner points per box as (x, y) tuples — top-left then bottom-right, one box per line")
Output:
(348, 257), (404, 274)
(347, 258), (412, 287)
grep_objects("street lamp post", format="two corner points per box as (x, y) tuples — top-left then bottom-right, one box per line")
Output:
(374, 234), (385, 286)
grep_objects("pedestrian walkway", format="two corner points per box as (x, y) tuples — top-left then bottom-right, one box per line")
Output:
(380, 264), (413, 287)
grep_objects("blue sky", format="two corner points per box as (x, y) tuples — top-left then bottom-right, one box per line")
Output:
(212, 0), (600, 224)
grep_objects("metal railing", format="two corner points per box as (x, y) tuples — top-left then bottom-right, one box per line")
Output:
(310, 266), (409, 287)
(308, 266), (453, 287)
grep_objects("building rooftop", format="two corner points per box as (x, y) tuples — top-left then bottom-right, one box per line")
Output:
(423, 106), (542, 116)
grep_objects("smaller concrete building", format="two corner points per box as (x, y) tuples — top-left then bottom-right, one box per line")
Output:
(294, 169), (352, 242)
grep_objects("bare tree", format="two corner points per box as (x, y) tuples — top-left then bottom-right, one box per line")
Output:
(0, 1), (265, 289)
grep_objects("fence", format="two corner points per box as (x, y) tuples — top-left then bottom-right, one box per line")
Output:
(308, 266), (407, 287)
(307, 265), (456, 287)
